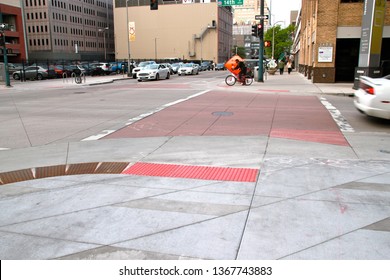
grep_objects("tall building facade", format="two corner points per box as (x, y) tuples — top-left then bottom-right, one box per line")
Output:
(298, 0), (390, 83)
(0, 0), (27, 63)
(114, 1), (233, 64)
(23, 0), (115, 61)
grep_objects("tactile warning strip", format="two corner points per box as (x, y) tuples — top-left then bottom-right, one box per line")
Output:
(0, 162), (258, 185)
(122, 162), (259, 182)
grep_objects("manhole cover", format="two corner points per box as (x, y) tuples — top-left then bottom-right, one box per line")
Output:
(74, 91), (86, 94)
(212, 111), (233, 116)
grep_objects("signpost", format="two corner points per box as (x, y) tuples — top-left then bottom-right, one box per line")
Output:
(258, 1), (264, 82)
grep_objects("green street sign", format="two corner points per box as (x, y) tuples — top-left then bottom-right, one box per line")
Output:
(218, 0), (244, 6)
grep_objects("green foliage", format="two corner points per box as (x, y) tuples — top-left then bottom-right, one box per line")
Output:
(232, 46), (247, 58)
(264, 24), (295, 60)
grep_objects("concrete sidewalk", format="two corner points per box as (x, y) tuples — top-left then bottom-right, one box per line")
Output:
(0, 71), (389, 260)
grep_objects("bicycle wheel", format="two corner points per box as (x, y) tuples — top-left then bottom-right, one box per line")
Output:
(225, 75), (236, 86)
(75, 76), (82, 84)
(245, 77), (253, 85)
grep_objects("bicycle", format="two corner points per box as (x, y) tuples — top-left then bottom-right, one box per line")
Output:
(225, 72), (253, 86)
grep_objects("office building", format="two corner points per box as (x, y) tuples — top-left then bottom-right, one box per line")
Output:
(114, 0), (233, 63)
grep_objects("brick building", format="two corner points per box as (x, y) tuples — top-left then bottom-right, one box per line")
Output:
(0, 0), (27, 63)
(297, 0), (390, 83)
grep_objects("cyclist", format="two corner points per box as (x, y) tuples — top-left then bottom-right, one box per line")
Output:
(233, 59), (247, 85)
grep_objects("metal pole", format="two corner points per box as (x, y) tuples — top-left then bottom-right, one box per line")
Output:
(104, 31), (106, 61)
(272, 21), (284, 59)
(126, 1), (131, 76)
(155, 38), (157, 60)
(2, 45), (10, 87)
(258, 0), (264, 82)
(0, 26), (10, 87)
(201, 35), (203, 63)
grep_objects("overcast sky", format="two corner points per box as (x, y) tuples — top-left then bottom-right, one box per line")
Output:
(267, 0), (301, 27)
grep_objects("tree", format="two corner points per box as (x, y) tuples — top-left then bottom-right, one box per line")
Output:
(264, 24), (295, 60)
(232, 45), (246, 58)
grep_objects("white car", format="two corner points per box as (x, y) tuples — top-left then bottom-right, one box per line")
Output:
(177, 63), (199, 76)
(137, 63), (170, 81)
(354, 75), (390, 120)
(132, 61), (156, 78)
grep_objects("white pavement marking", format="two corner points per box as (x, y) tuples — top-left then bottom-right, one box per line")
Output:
(320, 97), (355, 132)
(82, 90), (211, 141)
(82, 130), (116, 141)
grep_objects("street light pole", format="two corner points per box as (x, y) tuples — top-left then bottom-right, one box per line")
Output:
(272, 21), (284, 59)
(98, 27), (109, 61)
(155, 38), (158, 60)
(0, 23), (10, 87)
(126, 1), (131, 76)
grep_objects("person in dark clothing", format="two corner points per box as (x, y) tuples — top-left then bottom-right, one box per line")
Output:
(234, 59), (247, 85)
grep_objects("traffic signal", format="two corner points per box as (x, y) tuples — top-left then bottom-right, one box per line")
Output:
(150, 0), (158, 10)
(251, 25), (258, 37)
(257, 24), (263, 38)
(264, 40), (271, 47)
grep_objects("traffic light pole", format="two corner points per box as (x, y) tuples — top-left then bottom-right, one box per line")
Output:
(257, 0), (264, 82)
(0, 25), (11, 87)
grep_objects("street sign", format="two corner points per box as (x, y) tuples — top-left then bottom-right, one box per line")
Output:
(218, 0), (244, 6)
(255, 15), (269, 20)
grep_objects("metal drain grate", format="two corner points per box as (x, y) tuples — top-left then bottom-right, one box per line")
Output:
(35, 165), (66, 179)
(0, 169), (34, 185)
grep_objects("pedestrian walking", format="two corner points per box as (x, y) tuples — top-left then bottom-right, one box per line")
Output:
(278, 59), (285, 75)
(287, 60), (293, 74)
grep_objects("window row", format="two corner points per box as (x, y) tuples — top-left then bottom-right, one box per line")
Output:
(25, 0), (46, 7)
(28, 25), (49, 33)
(26, 12), (47, 20)
(29, 38), (49, 46)
(52, 13), (67, 22)
(51, 0), (66, 9)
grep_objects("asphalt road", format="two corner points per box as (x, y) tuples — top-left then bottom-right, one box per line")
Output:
(1, 70), (389, 151)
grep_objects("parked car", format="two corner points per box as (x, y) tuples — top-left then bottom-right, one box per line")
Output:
(7, 63), (23, 75)
(49, 65), (67, 78)
(64, 65), (86, 76)
(94, 62), (111, 75)
(161, 63), (174, 74)
(171, 62), (183, 74)
(132, 61), (156, 78)
(177, 63), (199, 76)
(137, 63), (170, 81)
(109, 62), (128, 74)
(200, 61), (212, 71)
(84, 63), (107, 76)
(354, 75), (390, 120)
(215, 63), (226, 71)
(12, 66), (55, 80)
